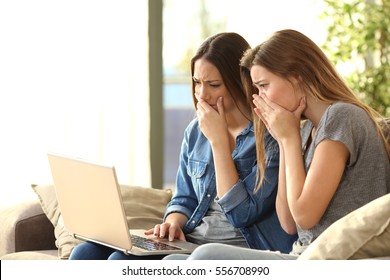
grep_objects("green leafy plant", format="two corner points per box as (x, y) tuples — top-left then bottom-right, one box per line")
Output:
(321, 0), (390, 116)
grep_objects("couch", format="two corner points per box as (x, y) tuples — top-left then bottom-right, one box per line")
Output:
(1, 185), (390, 261)
(1, 118), (389, 260)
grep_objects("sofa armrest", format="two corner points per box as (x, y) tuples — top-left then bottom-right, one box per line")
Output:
(0, 200), (56, 257)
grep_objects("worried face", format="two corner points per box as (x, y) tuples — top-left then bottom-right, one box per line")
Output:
(193, 58), (236, 113)
(250, 65), (302, 112)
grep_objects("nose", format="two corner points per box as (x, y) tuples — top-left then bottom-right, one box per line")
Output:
(256, 85), (265, 95)
(197, 84), (209, 100)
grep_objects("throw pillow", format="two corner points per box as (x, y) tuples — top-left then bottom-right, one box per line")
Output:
(298, 193), (390, 260)
(121, 185), (172, 230)
(31, 184), (172, 259)
(31, 183), (81, 259)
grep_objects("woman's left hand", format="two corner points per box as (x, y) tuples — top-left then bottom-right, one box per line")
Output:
(252, 93), (306, 142)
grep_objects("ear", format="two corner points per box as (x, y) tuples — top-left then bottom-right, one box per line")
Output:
(290, 74), (302, 84)
(290, 75), (306, 101)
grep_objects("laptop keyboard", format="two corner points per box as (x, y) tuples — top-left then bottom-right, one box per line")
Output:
(131, 235), (182, 251)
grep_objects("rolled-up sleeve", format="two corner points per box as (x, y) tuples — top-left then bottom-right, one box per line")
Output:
(218, 135), (279, 228)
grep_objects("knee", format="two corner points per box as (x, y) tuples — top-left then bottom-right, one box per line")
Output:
(188, 243), (229, 260)
(163, 254), (189, 260)
(69, 242), (114, 260)
(69, 242), (93, 260)
(108, 251), (133, 260)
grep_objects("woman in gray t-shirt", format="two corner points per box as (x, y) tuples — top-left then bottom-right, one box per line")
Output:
(164, 29), (390, 260)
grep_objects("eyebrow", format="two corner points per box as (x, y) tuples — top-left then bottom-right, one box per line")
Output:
(193, 77), (221, 83)
(253, 79), (265, 85)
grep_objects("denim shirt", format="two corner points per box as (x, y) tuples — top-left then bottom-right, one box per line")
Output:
(164, 118), (296, 253)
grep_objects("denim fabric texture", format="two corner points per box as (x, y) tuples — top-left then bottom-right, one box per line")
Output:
(164, 118), (297, 253)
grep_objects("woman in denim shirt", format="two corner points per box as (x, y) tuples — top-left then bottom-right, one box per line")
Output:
(69, 32), (296, 260)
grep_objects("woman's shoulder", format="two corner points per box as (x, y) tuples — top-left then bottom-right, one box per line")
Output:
(323, 102), (372, 128)
(183, 117), (199, 132)
(183, 117), (202, 139)
(327, 102), (366, 119)
(317, 102), (376, 147)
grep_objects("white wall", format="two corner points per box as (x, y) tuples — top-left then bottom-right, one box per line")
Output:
(0, 0), (151, 208)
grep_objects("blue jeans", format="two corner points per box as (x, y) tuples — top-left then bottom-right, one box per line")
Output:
(69, 242), (165, 260)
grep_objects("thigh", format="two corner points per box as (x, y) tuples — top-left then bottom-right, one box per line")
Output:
(109, 251), (166, 260)
(162, 254), (189, 260)
(69, 242), (116, 260)
(188, 243), (298, 260)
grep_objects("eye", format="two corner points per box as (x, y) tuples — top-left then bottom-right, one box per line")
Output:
(253, 82), (269, 92)
(210, 84), (221, 88)
(259, 83), (269, 89)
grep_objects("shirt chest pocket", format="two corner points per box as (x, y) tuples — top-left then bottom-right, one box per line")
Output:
(187, 160), (208, 194)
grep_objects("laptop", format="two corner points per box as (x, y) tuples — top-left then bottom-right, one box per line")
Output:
(47, 152), (198, 256)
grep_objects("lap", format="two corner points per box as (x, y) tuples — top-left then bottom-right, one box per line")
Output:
(69, 241), (166, 260)
(186, 243), (298, 260)
(69, 242), (116, 260)
(163, 254), (189, 260)
(109, 251), (165, 260)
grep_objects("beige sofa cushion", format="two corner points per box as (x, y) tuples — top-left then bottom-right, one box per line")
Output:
(299, 193), (390, 260)
(1, 250), (59, 260)
(31, 184), (172, 259)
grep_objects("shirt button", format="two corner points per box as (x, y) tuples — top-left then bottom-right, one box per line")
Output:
(207, 194), (211, 198)
(192, 220), (196, 224)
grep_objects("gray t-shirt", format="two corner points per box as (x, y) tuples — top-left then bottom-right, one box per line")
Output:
(185, 200), (248, 247)
(296, 102), (390, 248)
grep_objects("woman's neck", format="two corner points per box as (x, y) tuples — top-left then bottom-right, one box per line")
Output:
(226, 108), (250, 133)
(303, 96), (332, 128)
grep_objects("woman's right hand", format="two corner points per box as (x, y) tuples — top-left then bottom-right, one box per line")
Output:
(196, 96), (228, 145)
(144, 222), (186, 242)
(252, 93), (306, 143)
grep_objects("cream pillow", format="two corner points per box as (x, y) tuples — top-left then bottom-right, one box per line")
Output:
(121, 185), (173, 229)
(31, 184), (172, 259)
(31, 183), (81, 259)
(299, 193), (390, 260)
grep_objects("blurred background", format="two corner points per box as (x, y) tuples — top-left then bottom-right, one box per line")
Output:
(0, 0), (389, 208)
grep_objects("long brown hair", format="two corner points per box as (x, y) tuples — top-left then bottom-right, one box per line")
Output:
(240, 29), (390, 191)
